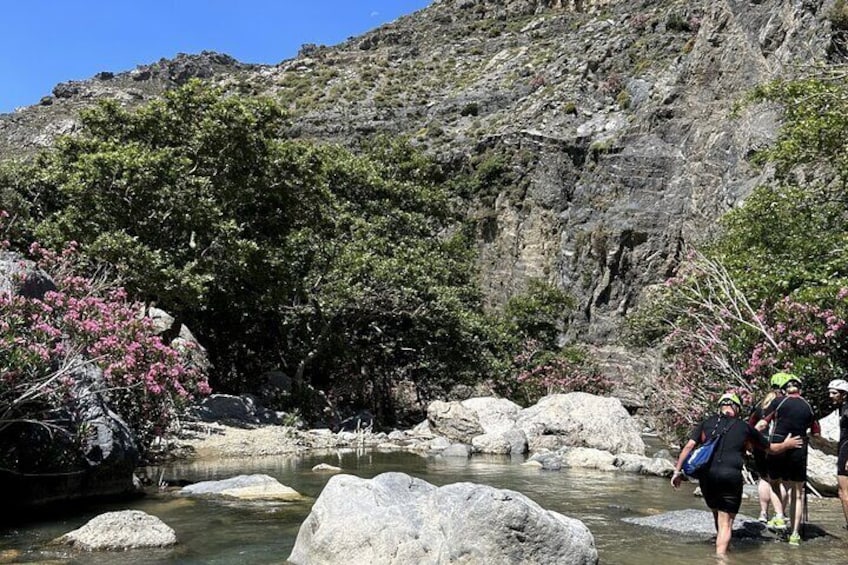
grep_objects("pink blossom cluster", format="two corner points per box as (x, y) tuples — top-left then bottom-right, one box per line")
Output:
(503, 339), (613, 404)
(657, 289), (848, 437)
(1, 233), (211, 453)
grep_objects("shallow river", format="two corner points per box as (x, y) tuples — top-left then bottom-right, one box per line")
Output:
(2, 449), (846, 564)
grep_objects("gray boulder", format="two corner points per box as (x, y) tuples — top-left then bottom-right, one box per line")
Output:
(820, 409), (840, 445)
(624, 509), (827, 541)
(69, 363), (138, 468)
(55, 510), (176, 550)
(524, 451), (562, 471)
(190, 393), (281, 425)
(441, 443), (472, 458)
(460, 397), (522, 434)
(145, 306), (211, 375)
(807, 447), (838, 496)
(0, 251), (56, 299)
(472, 428), (528, 455)
(427, 400), (484, 442)
(428, 436), (452, 451)
(289, 472), (598, 565)
(516, 393), (646, 455)
(614, 453), (676, 477)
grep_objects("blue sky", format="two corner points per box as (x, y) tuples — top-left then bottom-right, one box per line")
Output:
(1, 0), (432, 114)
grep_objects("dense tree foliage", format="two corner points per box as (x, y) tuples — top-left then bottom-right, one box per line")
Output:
(1, 82), (585, 423)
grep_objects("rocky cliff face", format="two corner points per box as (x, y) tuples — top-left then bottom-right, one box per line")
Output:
(0, 0), (841, 392)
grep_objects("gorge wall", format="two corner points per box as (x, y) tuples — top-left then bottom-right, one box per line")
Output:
(0, 0), (841, 398)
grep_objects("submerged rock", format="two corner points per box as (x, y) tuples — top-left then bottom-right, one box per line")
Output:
(312, 463), (342, 473)
(180, 474), (302, 500)
(289, 472), (598, 564)
(623, 509), (828, 541)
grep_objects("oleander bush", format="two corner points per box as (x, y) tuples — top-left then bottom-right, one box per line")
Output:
(0, 224), (210, 458)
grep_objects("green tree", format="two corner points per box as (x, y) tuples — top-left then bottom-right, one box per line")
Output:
(0, 84), (499, 422)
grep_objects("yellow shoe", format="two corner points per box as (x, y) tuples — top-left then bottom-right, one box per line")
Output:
(766, 516), (787, 530)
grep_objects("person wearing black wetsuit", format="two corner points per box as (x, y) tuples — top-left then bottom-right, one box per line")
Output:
(672, 393), (802, 557)
(757, 375), (820, 545)
(747, 373), (787, 523)
(827, 378), (848, 530)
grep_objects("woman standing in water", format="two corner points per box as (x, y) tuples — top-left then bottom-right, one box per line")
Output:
(671, 393), (802, 557)
(747, 373), (789, 523)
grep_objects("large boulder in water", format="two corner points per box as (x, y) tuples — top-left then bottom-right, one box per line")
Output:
(288, 472), (598, 565)
(426, 397), (527, 453)
(54, 510), (176, 550)
(516, 393), (646, 455)
(180, 474), (303, 501)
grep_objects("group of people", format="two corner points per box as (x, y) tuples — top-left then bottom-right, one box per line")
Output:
(670, 373), (848, 557)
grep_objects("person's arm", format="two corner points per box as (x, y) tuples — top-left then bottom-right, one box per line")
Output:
(671, 439), (697, 489)
(756, 397), (779, 431)
(765, 433), (802, 454)
(754, 413), (772, 432)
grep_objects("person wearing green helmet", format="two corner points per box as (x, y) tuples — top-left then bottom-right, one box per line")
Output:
(672, 392), (802, 557)
(747, 374), (789, 523)
(755, 374), (821, 546)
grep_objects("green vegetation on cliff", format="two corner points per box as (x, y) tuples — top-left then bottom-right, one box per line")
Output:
(1, 82), (590, 423)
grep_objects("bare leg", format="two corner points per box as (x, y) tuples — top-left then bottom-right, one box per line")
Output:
(715, 510), (735, 556)
(769, 478), (786, 518)
(838, 475), (848, 528)
(788, 480), (804, 536)
(757, 478), (772, 517)
(774, 481), (787, 512)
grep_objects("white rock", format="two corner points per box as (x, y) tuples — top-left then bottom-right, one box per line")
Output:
(55, 510), (176, 550)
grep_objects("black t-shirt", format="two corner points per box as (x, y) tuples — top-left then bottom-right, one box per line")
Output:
(763, 394), (818, 441)
(689, 414), (769, 475)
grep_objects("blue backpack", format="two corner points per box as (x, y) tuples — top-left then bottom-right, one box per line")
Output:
(683, 418), (736, 479)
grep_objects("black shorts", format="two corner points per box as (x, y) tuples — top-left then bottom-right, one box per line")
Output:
(700, 474), (743, 514)
(767, 446), (806, 482)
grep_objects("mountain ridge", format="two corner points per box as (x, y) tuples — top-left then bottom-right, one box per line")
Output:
(0, 0), (841, 399)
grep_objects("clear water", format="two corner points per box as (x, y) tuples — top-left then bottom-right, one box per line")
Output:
(2, 449), (846, 564)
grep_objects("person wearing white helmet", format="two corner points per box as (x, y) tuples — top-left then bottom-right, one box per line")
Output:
(827, 378), (848, 530)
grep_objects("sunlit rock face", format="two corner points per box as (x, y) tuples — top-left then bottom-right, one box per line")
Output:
(0, 0), (835, 401)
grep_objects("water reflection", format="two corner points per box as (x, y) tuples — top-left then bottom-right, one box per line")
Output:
(3, 449), (846, 564)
